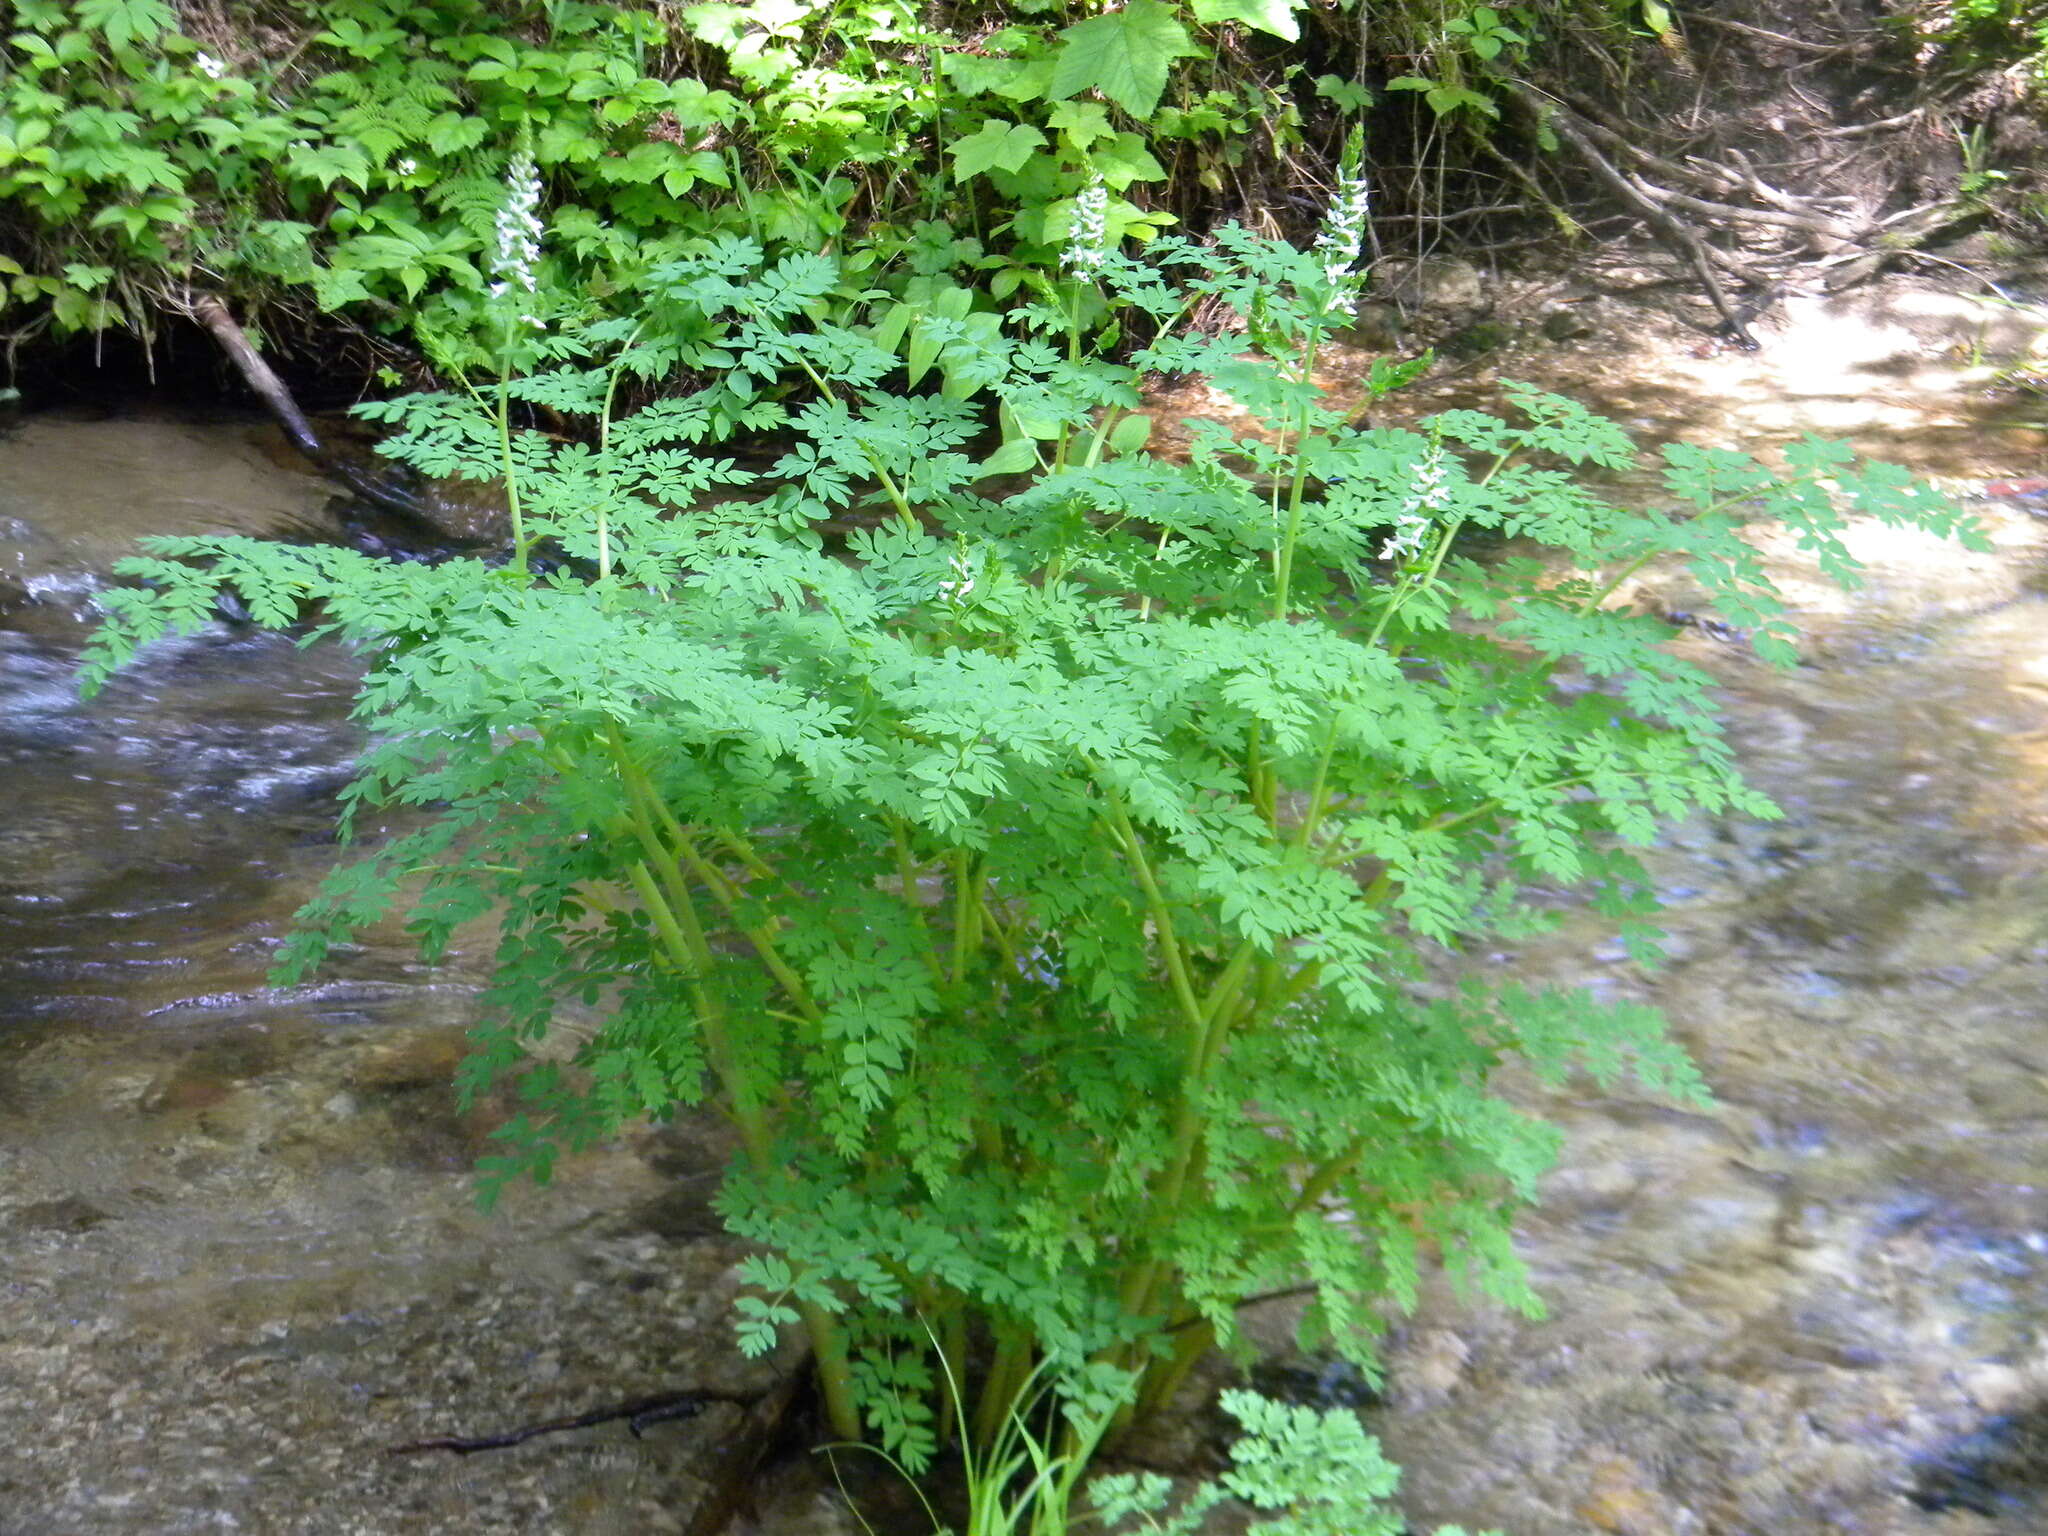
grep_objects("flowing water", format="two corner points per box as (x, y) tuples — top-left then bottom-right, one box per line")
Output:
(0, 413), (788, 1536)
(8, 281), (2048, 1532)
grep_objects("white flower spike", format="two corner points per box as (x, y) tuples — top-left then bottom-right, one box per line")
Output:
(1382, 440), (1450, 563)
(1314, 161), (1373, 291)
(1063, 174), (1111, 278)
(938, 546), (978, 606)
(489, 151), (546, 329)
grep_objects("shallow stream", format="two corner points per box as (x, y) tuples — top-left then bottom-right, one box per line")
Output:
(9, 282), (2048, 1532)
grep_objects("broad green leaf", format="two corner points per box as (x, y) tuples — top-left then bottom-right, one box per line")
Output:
(947, 119), (1049, 181)
(1049, 0), (1202, 120)
(1108, 413), (1153, 455)
(1093, 131), (1167, 188)
(1315, 74), (1375, 112)
(1426, 83), (1499, 119)
(978, 438), (1040, 476)
(1049, 99), (1115, 150)
(1191, 0), (1303, 42)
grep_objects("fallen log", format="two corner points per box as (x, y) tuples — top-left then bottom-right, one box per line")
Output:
(187, 292), (434, 524)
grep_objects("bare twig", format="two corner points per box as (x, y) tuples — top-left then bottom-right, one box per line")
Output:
(1623, 173), (1855, 239)
(1681, 12), (1874, 56)
(1820, 107), (1928, 140)
(1369, 204), (1528, 223)
(386, 1388), (736, 1456)
(1554, 108), (1855, 240)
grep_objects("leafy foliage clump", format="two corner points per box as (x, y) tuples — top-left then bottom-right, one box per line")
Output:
(0, 0), (1313, 354)
(81, 211), (1980, 1477)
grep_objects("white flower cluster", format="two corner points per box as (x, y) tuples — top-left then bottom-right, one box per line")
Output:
(489, 151), (545, 328)
(1062, 175), (1111, 278)
(937, 546), (977, 605)
(395, 157), (418, 178)
(1382, 441), (1450, 562)
(1313, 164), (1372, 290)
(194, 52), (226, 80)
(1018, 943), (1061, 989)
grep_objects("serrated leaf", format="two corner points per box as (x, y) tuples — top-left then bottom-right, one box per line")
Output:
(1049, 99), (1115, 150)
(1049, 0), (1202, 120)
(947, 118), (1050, 181)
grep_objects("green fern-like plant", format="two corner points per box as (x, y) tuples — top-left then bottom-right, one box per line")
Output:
(79, 209), (1982, 1476)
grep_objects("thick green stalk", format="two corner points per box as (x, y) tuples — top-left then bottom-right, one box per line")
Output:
(973, 1323), (1037, 1451)
(1094, 786), (1206, 1039)
(605, 726), (863, 1442)
(1135, 1312), (1216, 1417)
(948, 848), (985, 989)
(1269, 316), (1330, 618)
(888, 814), (949, 988)
(493, 361), (529, 574)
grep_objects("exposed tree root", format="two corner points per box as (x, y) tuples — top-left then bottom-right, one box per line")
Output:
(1503, 81), (1761, 346)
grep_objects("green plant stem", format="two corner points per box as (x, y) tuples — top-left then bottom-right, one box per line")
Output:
(493, 358), (529, 574)
(607, 724), (861, 1443)
(790, 352), (920, 530)
(1095, 785), (1205, 1039)
(606, 751), (829, 1092)
(973, 1322), (1036, 1450)
(1293, 1134), (1367, 1217)
(974, 889), (1021, 976)
(1135, 1311), (1215, 1418)
(948, 847), (984, 989)
(593, 319), (648, 584)
(888, 813), (949, 988)
(1294, 509), (1472, 856)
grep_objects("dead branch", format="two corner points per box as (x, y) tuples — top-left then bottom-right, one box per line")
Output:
(1819, 107), (1929, 140)
(1549, 91), (1850, 219)
(1720, 147), (1860, 218)
(1680, 11), (1878, 58)
(189, 294), (325, 460)
(1554, 106), (1856, 240)
(187, 291), (432, 525)
(1816, 201), (1976, 289)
